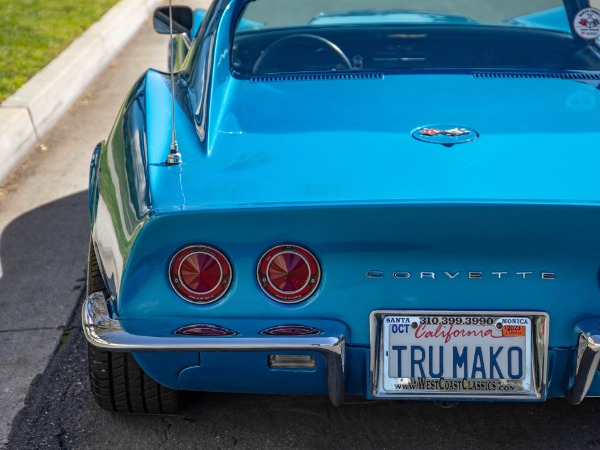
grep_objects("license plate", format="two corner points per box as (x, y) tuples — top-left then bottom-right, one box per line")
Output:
(371, 311), (548, 400)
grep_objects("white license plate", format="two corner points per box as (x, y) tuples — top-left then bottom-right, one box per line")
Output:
(371, 311), (548, 400)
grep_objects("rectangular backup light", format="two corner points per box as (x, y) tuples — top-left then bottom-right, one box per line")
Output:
(269, 355), (317, 369)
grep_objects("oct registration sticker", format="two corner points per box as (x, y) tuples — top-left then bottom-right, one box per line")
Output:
(377, 313), (538, 397)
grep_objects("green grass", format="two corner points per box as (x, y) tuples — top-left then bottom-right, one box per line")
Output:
(0, 0), (120, 103)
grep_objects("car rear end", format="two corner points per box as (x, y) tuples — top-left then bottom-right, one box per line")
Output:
(84, 200), (600, 404)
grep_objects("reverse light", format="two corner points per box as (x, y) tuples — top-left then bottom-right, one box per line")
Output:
(268, 355), (317, 369)
(257, 244), (321, 304)
(169, 245), (233, 304)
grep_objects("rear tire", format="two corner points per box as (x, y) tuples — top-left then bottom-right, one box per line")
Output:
(87, 346), (180, 414)
(86, 239), (180, 414)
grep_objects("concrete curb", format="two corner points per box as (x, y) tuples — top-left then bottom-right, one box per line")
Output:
(0, 0), (162, 185)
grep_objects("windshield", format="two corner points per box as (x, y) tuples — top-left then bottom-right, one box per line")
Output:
(231, 0), (600, 76)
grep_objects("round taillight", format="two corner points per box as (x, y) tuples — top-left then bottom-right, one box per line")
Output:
(257, 244), (321, 304)
(169, 245), (233, 304)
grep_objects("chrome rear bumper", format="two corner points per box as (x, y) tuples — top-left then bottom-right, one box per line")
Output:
(84, 292), (600, 406)
(82, 292), (346, 406)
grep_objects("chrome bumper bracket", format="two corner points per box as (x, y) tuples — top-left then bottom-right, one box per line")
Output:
(82, 292), (346, 406)
(566, 332), (600, 405)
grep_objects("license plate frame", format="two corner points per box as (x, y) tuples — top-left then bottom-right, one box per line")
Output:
(370, 310), (549, 400)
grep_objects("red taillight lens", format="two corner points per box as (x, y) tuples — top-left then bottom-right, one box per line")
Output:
(174, 324), (237, 336)
(261, 325), (323, 336)
(169, 245), (233, 304)
(257, 244), (321, 303)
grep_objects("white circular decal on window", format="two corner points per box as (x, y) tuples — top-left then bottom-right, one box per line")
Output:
(573, 8), (600, 40)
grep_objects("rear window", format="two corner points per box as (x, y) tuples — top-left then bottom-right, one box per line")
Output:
(231, 0), (600, 76)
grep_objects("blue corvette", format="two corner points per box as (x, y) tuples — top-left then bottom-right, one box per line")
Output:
(83, 0), (600, 413)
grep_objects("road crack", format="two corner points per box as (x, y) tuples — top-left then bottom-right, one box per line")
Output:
(0, 326), (60, 333)
(57, 426), (67, 449)
(160, 417), (173, 447)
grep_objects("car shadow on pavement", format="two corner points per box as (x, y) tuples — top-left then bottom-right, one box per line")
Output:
(0, 192), (89, 332)
(0, 192), (89, 448)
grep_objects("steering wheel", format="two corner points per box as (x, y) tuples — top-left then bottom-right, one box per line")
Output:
(253, 34), (352, 74)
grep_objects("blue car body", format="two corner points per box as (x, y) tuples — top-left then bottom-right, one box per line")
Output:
(84, 0), (600, 411)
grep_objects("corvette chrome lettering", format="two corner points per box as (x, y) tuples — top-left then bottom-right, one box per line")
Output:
(393, 272), (410, 279)
(370, 271), (555, 279)
(366, 270), (385, 279)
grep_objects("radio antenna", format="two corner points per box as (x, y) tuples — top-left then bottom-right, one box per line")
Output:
(166, 0), (182, 165)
